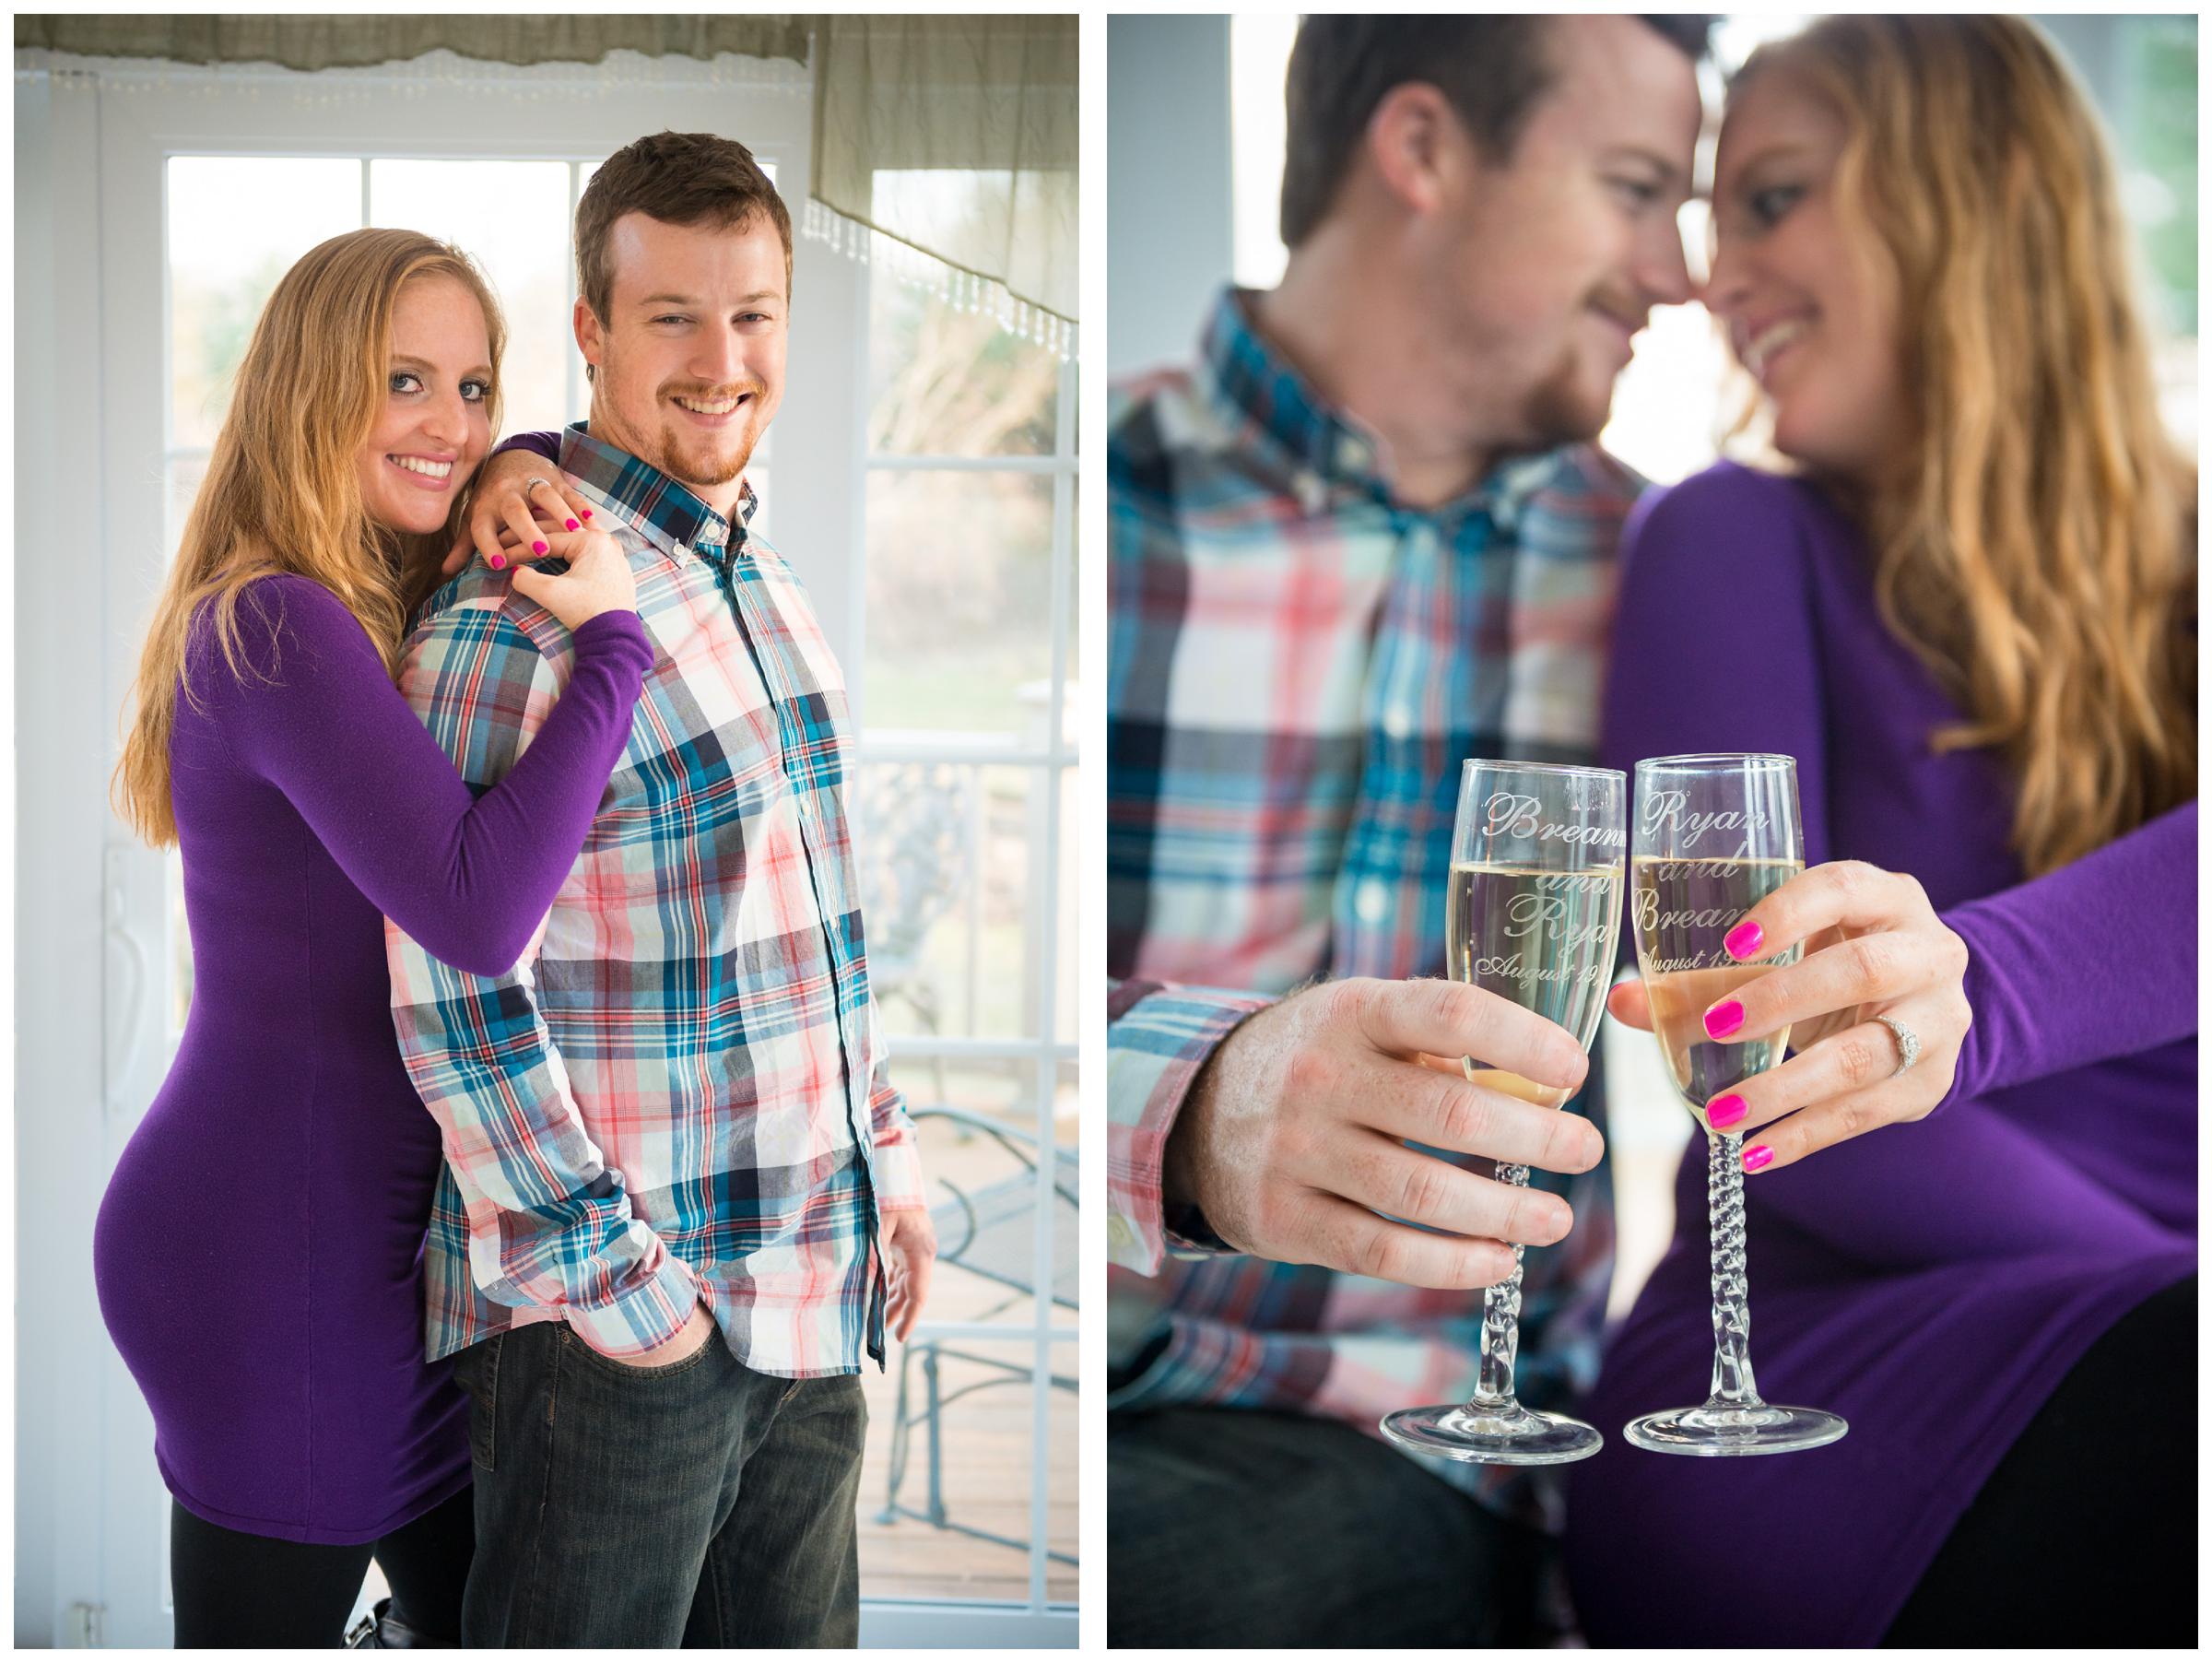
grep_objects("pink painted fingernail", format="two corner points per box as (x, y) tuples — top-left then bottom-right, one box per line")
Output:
(489, 553), (506, 570)
(1724, 920), (1764, 960)
(1742, 1144), (1774, 1173)
(1708, 1093), (1747, 1129)
(1704, 1000), (1745, 1041)
(532, 539), (549, 556)
(581, 508), (594, 519)
(565, 518), (581, 531)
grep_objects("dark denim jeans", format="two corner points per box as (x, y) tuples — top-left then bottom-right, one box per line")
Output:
(1109, 1407), (1546, 1647)
(451, 1320), (865, 1647)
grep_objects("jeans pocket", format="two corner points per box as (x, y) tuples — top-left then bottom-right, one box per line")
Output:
(465, 1331), (503, 1472)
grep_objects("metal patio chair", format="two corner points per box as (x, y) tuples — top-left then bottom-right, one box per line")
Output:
(876, 1105), (1077, 1567)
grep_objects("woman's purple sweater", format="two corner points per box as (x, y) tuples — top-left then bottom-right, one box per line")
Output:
(95, 573), (653, 1542)
(1564, 462), (2195, 1644)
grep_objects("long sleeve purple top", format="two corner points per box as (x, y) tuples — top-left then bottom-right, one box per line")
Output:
(94, 572), (653, 1542)
(1562, 462), (2195, 1644)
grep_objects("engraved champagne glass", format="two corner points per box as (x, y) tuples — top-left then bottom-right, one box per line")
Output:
(1381, 760), (1624, 1465)
(1623, 753), (1847, 1455)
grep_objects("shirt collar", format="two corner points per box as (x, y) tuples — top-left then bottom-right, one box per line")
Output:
(1198, 286), (1561, 534)
(554, 420), (757, 561)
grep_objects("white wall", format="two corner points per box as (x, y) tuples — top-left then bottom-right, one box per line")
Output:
(1105, 15), (1232, 380)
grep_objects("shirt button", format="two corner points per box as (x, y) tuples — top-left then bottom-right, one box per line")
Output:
(1293, 472), (1328, 515)
(1382, 702), (1415, 739)
(1108, 1215), (1135, 1251)
(1356, 878), (1390, 923)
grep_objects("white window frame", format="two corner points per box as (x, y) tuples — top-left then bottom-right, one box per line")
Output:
(17, 50), (1072, 1647)
(853, 254), (1081, 1613)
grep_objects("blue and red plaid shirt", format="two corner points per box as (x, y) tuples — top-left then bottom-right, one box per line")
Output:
(1107, 289), (1642, 1525)
(388, 421), (924, 1378)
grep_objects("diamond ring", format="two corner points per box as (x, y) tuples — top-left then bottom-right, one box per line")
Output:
(1874, 1014), (1922, 1078)
(524, 476), (550, 493)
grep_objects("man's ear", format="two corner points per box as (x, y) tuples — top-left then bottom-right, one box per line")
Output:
(574, 296), (605, 383)
(1366, 82), (1460, 218)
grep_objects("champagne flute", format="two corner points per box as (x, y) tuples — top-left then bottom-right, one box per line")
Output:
(1380, 760), (1624, 1465)
(1623, 753), (1847, 1456)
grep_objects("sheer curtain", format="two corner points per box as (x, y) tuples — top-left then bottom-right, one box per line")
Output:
(808, 13), (1077, 339)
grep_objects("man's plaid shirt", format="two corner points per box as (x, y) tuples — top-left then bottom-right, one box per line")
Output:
(388, 421), (924, 1378)
(1107, 289), (1641, 1524)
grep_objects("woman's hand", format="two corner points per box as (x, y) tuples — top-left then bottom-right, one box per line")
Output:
(1608, 860), (1973, 1173)
(505, 525), (637, 631)
(442, 447), (597, 578)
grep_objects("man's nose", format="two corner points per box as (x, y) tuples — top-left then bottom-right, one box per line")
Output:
(1636, 217), (1697, 309)
(692, 322), (747, 386)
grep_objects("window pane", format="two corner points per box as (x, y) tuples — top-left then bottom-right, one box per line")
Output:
(168, 848), (193, 1039)
(371, 160), (577, 439)
(864, 472), (1053, 737)
(855, 761), (1059, 1042)
(165, 453), (210, 563)
(859, 1329), (1076, 1603)
(169, 158), (362, 449)
(855, 1089), (1076, 1602)
(869, 279), (1059, 455)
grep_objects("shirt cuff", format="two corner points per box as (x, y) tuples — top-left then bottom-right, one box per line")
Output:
(1106, 981), (1274, 1275)
(866, 1130), (928, 1214)
(559, 1247), (700, 1359)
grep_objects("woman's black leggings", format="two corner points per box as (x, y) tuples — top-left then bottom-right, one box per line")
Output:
(1884, 1274), (2196, 1647)
(169, 1482), (475, 1647)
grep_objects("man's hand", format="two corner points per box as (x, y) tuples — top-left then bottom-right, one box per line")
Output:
(442, 446), (599, 578)
(1161, 977), (1603, 1289)
(882, 1206), (938, 1343)
(606, 1299), (717, 1370)
(1606, 859), (1971, 1174)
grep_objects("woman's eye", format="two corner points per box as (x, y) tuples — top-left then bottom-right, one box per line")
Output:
(390, 372), (422, 395)
(1749, 184), (1806, 226)
(1612, 178), (1663, 209)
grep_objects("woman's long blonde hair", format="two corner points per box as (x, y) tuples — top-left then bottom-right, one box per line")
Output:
(114, 229), (506, 846)
(1734, 17), (2194, 876)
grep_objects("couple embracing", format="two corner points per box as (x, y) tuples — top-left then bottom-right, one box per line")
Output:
(100, 131), (936, 1647)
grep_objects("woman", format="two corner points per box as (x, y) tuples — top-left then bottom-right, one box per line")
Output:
(98, 229), (654, 1646)
(1566, 17), (2194, 1646)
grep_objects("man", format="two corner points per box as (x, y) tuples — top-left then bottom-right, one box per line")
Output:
(1107, 16), (1706, 1646)
(386, 131), (936, 1648)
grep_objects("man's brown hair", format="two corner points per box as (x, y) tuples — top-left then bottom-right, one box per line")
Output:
(575, 130), (794, 344)
(1279, 15), (1713, 248)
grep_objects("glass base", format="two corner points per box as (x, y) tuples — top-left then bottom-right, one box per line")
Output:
(1381, 1401), (1605, 1466)
(1622, 1401), (1848, 1457)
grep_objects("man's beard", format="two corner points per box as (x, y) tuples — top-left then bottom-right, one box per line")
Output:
(1519, 345), (1612, 452)
(651, 416), (757, 493)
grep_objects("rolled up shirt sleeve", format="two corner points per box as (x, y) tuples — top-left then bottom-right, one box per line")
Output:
(1106, 976), (1274, 1274)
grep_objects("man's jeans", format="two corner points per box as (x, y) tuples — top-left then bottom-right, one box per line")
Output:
(451, 1320), (865, 1647)
(1109, 1407), (1546, 1647)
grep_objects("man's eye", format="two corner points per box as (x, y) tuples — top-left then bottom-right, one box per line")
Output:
(655, 315), (690, 325)
(1611, 178), (1663, 209)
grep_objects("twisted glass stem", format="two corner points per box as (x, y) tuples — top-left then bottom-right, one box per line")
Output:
(1706, 1132), (1761, 1407)
(1471, 1161), (1529, 1407)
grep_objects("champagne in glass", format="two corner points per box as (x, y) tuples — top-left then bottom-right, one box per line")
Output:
(1634, 855), (1801, 1128)
(1623, 755), (1847, 1456)
(1382, 761), (1623, 1466)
